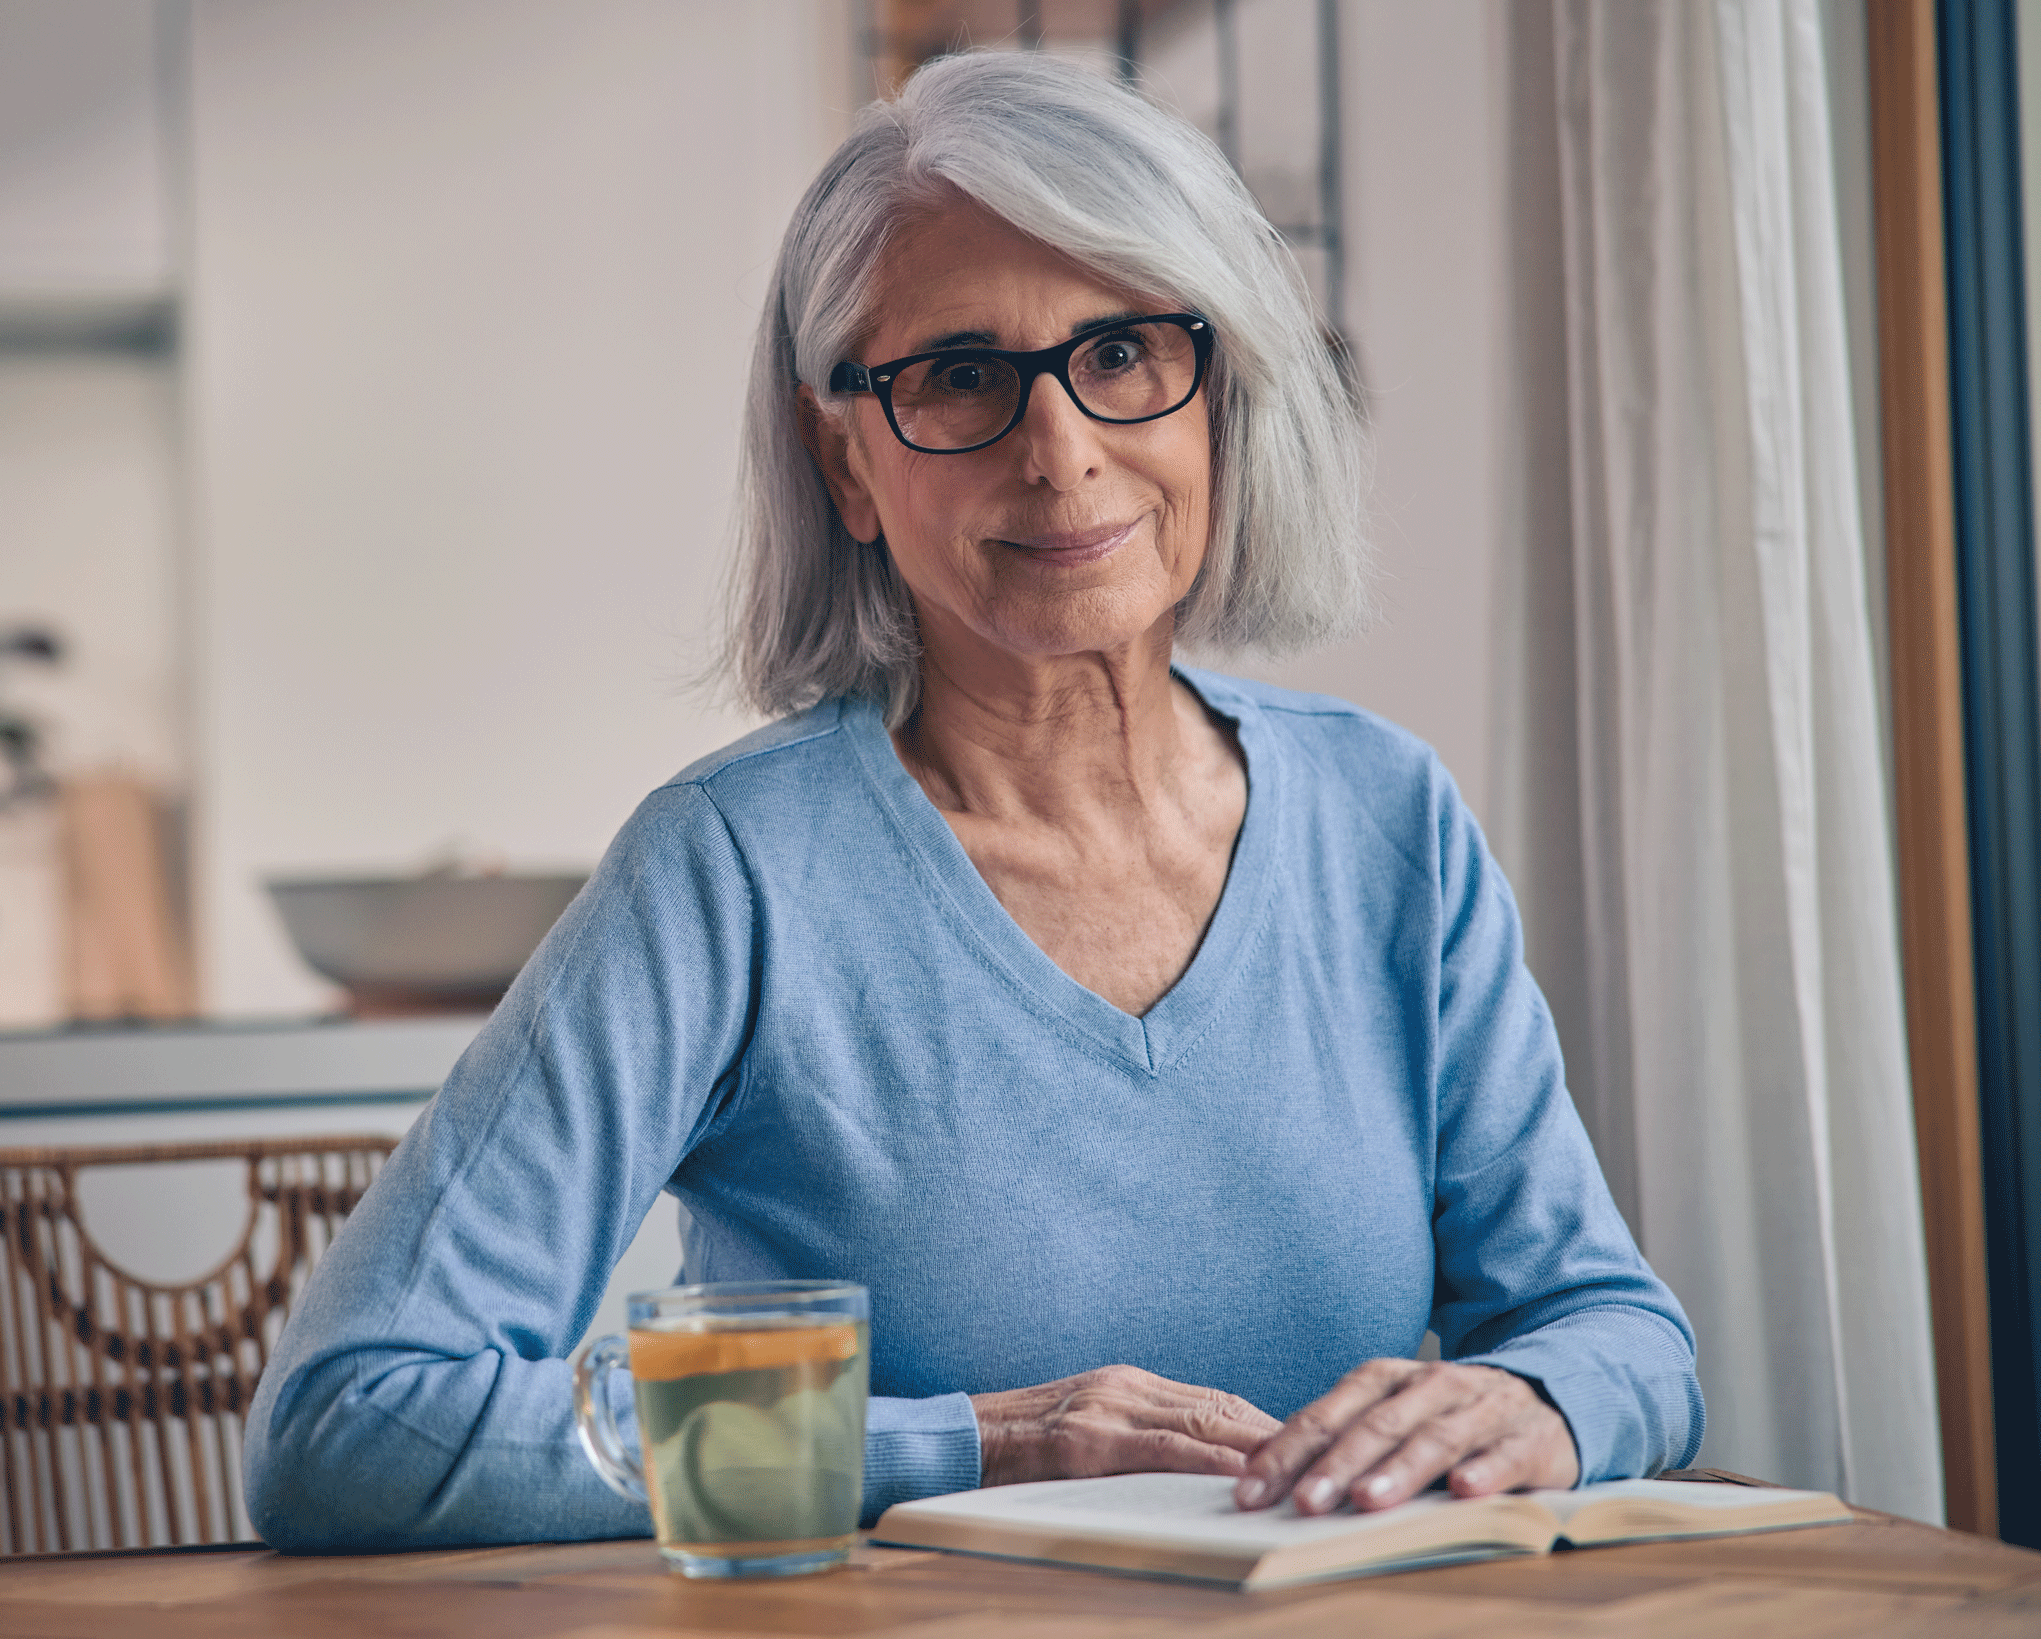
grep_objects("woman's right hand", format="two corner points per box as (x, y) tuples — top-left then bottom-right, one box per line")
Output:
(970, 1365), (1284, 1487)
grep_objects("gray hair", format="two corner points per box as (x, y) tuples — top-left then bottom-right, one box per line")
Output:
(727, 50), (1373, 726)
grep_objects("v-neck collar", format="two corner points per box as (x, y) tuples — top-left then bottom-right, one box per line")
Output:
(842, 667), (1280, 1079)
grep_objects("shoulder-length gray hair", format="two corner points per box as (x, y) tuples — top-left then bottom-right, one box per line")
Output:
(727, 49), (1372, 726)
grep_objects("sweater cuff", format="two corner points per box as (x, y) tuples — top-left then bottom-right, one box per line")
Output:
(861, 1393), (981, 1526)
(1456, 1313), (1703, 1484)
(1457, 1346), (1604, 1482)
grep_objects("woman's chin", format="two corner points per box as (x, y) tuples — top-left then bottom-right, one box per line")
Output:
(970, 589), (1178, 665)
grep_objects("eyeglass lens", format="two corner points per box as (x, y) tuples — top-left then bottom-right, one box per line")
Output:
(889, 319), (1201, 451)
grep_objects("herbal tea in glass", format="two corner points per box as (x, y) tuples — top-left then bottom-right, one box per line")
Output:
(574, 1281), (869, 1578)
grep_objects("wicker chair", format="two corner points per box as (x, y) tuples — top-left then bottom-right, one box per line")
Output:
(0, 1135), (397, 1553)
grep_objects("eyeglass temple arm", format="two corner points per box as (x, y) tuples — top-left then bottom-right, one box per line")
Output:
(828, 362), (872, 394)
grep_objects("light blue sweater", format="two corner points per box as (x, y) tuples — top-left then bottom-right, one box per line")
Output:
(243, 671), (1702, 1551)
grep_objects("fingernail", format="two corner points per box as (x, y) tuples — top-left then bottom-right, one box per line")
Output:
(1364, 1473), (1395, 1500)
(1302, 1477), (1336, 1511)
(1237, 1478), (1267, 1507)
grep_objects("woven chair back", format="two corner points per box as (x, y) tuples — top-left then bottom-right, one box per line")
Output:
(0, 1135), (396, 1553)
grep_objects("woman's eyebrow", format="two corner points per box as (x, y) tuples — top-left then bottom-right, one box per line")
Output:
(916, 327), (999, 352)
(910, 312), (1151, 354)
(1072, 310), (1146, 336)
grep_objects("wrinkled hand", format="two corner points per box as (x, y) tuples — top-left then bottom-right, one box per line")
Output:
(971, 1364), (1285, 1488)
(1235, 1359), (1579, 1515)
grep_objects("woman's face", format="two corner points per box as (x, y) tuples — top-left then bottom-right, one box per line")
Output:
(809, 198), (1212, 674)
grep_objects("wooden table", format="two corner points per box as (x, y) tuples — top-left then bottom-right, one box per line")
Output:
(4, 1507), (2040, 1639)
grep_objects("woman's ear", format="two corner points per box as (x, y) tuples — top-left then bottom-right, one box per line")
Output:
(796, 386), (882, 544)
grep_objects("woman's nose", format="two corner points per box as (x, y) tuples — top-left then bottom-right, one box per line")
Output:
(1012, 375), (1104, 489)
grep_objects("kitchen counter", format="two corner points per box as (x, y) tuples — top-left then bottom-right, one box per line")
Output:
(0, 1013), (487, 1119)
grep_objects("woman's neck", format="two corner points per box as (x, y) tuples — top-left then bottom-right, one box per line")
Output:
(892, 618), (1198, 824)
(889, 605), (1248, 1019)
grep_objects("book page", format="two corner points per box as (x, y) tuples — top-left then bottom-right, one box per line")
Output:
(1529, 1479), (1843, 1520)
(1525, 1479), (1852, 1544)
(882, 1472), (1518, 1551)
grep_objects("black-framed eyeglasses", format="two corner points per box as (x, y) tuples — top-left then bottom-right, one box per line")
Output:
(827, 312), (1214, 455)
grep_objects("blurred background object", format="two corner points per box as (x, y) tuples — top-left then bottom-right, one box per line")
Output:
(0, 1134), (396, 1553)
(0, 626), (63, 1029)
(0, 625), (62, 811)
(266, 864), (585, 1016)
(58, 770), (193, 1021)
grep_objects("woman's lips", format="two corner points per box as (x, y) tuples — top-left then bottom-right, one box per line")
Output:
(997, 519), (1139, 564)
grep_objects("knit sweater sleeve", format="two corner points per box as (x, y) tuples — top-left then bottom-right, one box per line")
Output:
(242, 780), (976, 1551)
(1420, 760), (1705, 1481)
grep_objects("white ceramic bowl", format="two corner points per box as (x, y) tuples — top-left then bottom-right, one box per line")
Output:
(266, 872), (586, 1010)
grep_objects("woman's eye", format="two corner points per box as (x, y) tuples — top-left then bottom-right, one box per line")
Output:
(940, 363), (985, 392)
(1089, 339), (1142, 371)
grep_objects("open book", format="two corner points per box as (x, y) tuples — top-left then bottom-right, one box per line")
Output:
(871, 1472), (1854, 1590)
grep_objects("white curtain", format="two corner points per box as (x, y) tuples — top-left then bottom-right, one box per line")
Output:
(1490, 0), (1943, 1521)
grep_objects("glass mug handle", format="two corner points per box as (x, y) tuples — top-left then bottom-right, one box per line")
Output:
(573, 1334), (647, 1502)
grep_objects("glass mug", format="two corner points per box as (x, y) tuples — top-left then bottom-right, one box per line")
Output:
(573, 1280), (869, 1578)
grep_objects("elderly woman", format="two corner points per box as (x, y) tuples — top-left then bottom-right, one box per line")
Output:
(245, 52), (1700, 1551)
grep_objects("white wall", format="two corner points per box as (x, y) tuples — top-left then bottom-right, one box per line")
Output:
(186, 1), (854, 1013)
(1241, 0), (1504, 824)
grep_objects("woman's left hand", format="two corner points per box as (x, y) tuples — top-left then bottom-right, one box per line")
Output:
(1233, 1359), (1579, 1515)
